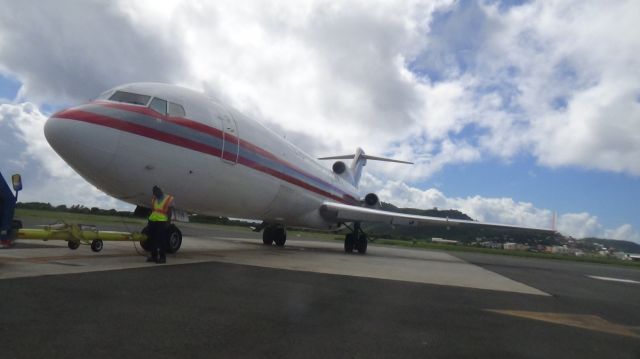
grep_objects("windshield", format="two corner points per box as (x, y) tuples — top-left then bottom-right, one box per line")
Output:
(108, 90), (151, 106)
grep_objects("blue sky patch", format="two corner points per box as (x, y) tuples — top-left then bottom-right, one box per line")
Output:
(0, 74), (21, 100)
(39, 103), (64, 116)
(410, 1), (490, 83)
(448, 123), (486, 146)
(484, 0), (532, 12)
(428, 155), (640, 229)
(551, 96), (568, 110)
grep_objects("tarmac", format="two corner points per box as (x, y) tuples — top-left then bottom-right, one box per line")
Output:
(1, 221), (639, 358)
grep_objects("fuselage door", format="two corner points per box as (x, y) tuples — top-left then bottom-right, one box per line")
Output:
(220, 112), (239, 164)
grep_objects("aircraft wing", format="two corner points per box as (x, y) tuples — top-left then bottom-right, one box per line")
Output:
(319, 202), (556, 234)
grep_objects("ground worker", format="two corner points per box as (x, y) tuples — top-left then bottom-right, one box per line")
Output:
(147, 185), (174, 264)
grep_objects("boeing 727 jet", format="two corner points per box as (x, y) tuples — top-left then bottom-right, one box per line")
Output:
(44, 83), (554, 254)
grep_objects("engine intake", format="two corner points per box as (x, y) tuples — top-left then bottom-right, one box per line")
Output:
(364, 193), (379, 207)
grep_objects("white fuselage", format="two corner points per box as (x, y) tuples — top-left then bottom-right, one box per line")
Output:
(44, 83), (360, 229)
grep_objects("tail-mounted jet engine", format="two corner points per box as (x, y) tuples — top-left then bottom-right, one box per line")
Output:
(332, 161), (347, 174)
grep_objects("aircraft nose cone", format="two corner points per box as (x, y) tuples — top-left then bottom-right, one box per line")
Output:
(43, 116), (67, 154)
(44, 107), (121, 180)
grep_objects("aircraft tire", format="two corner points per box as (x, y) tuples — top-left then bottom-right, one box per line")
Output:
(91, 239), (103, 252)
(344, 233), (354, 253)
(355, 234), (368, 254)
(140, 226), (152, 252)
(166, 225), (182, 254)
(68, 240), (80, 250)
(139, 240), (152, 251)
(262, 227), (274, 245)
(274, 228), (286, 247)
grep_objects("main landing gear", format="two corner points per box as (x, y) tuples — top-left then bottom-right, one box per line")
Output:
(344, 222), (368, 254)
(262, 226), (287, 247)
(140, 224), (183, 254)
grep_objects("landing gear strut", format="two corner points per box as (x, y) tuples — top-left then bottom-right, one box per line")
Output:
(262, 226), (287, 247)
(344, 222), (367, 254)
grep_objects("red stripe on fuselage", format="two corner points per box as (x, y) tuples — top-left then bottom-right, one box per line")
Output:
(92, 100), (349, 199)
(58, 109), (222, 157)
(95, 101), (226, 140)
(54, 109), (352, 204)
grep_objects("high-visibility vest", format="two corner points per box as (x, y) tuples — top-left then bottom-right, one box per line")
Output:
(149, 194), (174, 222)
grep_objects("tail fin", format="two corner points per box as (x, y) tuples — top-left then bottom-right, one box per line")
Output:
(318, 148), (412, 187)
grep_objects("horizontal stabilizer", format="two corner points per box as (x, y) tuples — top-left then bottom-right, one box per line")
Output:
(360, 155), (413, 164)
(318, 154), (413, 164)
(318, 148), (412, 187)
(317, 155), (355, 160)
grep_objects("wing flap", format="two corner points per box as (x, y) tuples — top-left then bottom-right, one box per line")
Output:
(320, 202), (555, 234)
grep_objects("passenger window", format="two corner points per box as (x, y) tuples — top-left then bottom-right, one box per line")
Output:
(168, 102), (186, 117)
(150, 98), (167, 115)
(109, 91), (151, 106)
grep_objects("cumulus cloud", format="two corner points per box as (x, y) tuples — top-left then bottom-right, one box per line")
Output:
(556, 212), (602, 239)
(113, 0), (445, 151)
(477, 1), (640, 175)
(0, 0), (638, 241)
(1, 103), (73, 178)
(2, 0), (638, 178)
(361, 176), (554, 227)
(0, 1), (187, 105)
(605, 224), (640, 243)
(360, 173), (640, 243)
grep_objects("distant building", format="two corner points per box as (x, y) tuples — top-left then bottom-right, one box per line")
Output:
(532, 244), (547, 252)
(503, 243), (529, 251)
(549, 246), (573, 255)
(613, 252), (631, 260)
(431, 237), (458, 245)
(480, 241), (502, 249)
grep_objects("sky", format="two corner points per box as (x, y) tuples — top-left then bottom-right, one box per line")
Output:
(0, 0), (638, 242)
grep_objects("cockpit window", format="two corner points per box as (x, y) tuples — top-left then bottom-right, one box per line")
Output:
(149, 97), (167, 115)
(108, 91), (151, 106)
(168, 102), (186, 117)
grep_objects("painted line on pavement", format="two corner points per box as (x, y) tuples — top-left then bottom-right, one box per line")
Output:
(587, 275), (639, 284)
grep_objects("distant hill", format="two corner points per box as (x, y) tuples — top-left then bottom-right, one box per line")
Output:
(373, 203), (640, 251)
(380, 202), (473, 221)
(366, 202), (558, 244)
(579, 238), (640, 253)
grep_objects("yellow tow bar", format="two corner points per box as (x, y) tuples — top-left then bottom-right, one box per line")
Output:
(16, 223), (147, 252)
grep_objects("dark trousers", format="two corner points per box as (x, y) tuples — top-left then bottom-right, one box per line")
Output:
(148, 220), (169, 259)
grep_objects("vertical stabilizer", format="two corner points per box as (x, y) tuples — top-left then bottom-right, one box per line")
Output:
(350, 147), (367, 187)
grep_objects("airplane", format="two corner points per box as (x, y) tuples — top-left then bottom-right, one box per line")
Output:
(44, 83), (555, 254)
